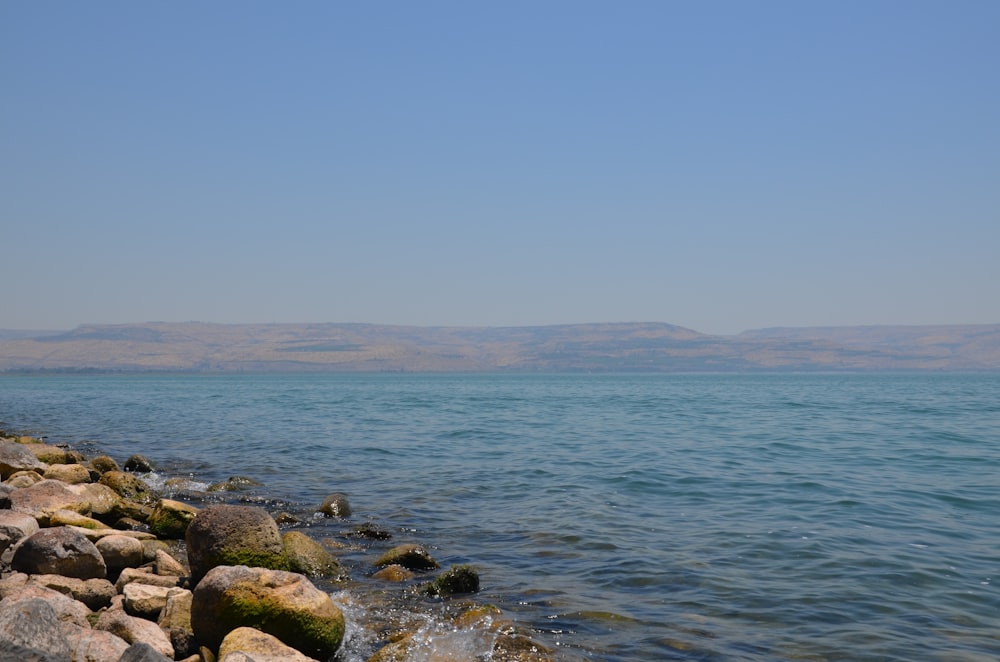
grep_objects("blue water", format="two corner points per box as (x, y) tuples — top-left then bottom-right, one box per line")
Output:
(2, 373), (999, 660)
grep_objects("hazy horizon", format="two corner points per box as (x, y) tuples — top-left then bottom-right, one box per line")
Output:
(4, 2), (998, 336)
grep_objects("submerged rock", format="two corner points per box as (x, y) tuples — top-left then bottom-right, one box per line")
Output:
(318, 492), (352, 517)
(282, 530), (348, 581)
(123, 454), (155, 473)
(207, 475), (263, 492)
(424, 564), (480, 597)
(374, 543), (440, 571)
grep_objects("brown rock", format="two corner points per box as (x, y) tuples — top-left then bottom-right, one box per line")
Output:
(9, 479), (91, 526)
(5, 469), (44, 487)
(123, 582), (172, 619)
(96, 533), (146, 575)
(0, 596), (72, 659)
(43, 462), (92, 484)
(318, 492), (352, 517)
(95, 607), (175, 659)
(98, 471), (159, 506)
(282, 530), (348, 581)
(158, 587), (196, 658)
(28, 574), (118, 611)
(5, 583), (91, 627)
(373, 543), (440, 571)
(155, 548), (188, 576)
(147, 498), (199, 539)
(372, 564), (415, 582)
(0, 510), (40, 555)
(0, 439), (48, 478)
(64, 623), (131, 662)
(219, 627), (320, 662)
(88, 455), (121, 475)
(49, 509), (107, 530)
(115, 567), (183, 593)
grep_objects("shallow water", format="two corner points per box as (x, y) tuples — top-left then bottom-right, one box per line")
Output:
(2, 373), (999, 660)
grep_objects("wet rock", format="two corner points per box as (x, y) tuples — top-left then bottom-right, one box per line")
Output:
(12, 526), (107, 580)
(64, 623), (131, 662)
(88, 455), (121, 476)
(185, 504), (289, 584)
(191, 564), (345, 658)
(95, 606), (175, 659)
(274, 511), (300, 525)
(0, 439), (48, 478)
(374, 543), (440, 571)
(318, 492), (352, 517)
(99, 471), (159, 506)
(219, 626), (321, 662)
(0, 597), (72, 659)
(282, 530), (348, 581)
(372, 564), (415, 582)
(352, 522), (392, 540)
(42, 462), (92, 484)
(424, 564), (480, 597)
(23, 441), (78, 465)
(123, 454), (155, 473)
(0, 510), (40, 555)
(148, 498), (199, 539)
(207, 475), (262, 492)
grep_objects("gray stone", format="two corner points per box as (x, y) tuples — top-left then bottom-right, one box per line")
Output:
(94, 607), (174, 659)
(0, 439), (47, 479)
(0, 597), (72, 659)
(0, 510), (40, 555)
(118, 642), (175, 662)
(11, 526), (107, 579)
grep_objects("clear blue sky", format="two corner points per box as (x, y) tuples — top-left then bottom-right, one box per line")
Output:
(3, 1), (998, 334)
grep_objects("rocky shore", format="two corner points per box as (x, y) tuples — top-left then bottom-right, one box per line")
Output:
(0, 430), (559, 661)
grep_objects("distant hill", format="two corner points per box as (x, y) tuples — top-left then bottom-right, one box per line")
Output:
(1, 322), (998, 372)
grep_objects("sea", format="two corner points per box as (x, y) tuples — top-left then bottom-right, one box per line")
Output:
(1, 372), (998, 661)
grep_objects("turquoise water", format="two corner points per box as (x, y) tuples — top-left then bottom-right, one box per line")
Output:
(1, 373), (999, 660)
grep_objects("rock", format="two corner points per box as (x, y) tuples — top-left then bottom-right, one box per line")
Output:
(0, 597), (72, 659)
(2, 583), (91, 627)
(64, 623), (131, 662)
(424, 564), (480, 597)
(373, 543), (440, 571)
(274, 511), (300, 525)
(115, 567), (183, 593)
(191, 564), (345, 658)
(352, 522), (392, 540)
(95, 607), (175, 659)
(158, 587), (196, 658)
(96, 534), (145, 576)
(155, 548), (188, 576)
(88, 455), (121, 475)
(23, 442), (78, 465)
(185, 505), (289, 584)
(42, 462), (92, 484)
(372, 564), (415, 582)
(11, 526), (107, 579)
(219, 626), (321, 662)
(0, 510), (40, 555)
(115, 517), (149, 532)
(207, 475), (262, 492)
(0, 484), (13, 508)
(28, 574), (118, 611)
(123, 454), (155, 473)
(49, 508), (107, 529)
(5, 469), (44, 487)
(123, 582), (172, 619)
(9, 479), (92, 526)
(318, 492), (352, 517)
(69, 481), (138, 522)
(118, 642), (175, 662)
(148, 498), (199, 539)
(98, 471), (159, 506)
(0, 439), (48, 478)
(282, 530), (348, 581)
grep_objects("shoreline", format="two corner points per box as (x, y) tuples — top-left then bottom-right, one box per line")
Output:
(0, 427), (565, 661)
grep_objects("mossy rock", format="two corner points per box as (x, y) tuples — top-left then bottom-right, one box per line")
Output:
(423, 564), (480, 597)
(148, 499), (200, 539)
(282, 531), (348, 582)
(98, 471), (159, 506)
(191, 565), (345, 658)
(123, 454), (155, 473)
(373, 543), (439, 571)
(185, 505), (290, 584)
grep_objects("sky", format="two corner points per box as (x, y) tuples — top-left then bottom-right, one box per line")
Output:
(2, 1), (998, 335)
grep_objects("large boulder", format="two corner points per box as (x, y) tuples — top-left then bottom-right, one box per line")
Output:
(0, 597), (72, 659)
(282, 530), (348, 581)
(11, 526), (107, 579)
(0, 439), (47, 478)
(191, 564), (345, 658)
(185, 505), (289, 584)
(1, 583), (91, 627)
